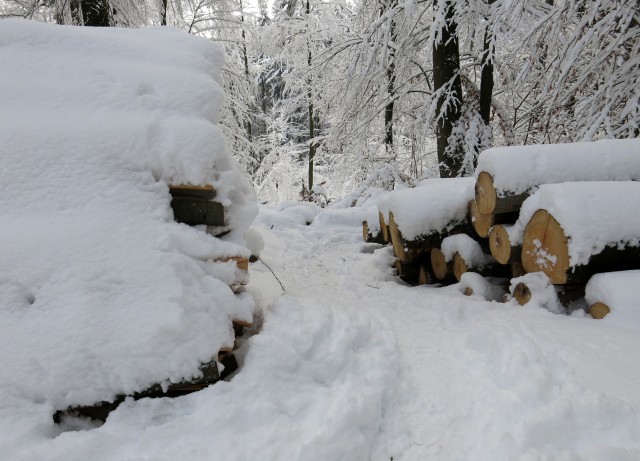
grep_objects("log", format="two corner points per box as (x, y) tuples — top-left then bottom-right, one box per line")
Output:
(394, 259), (420, 285)
(171, 198), (225, 226)
(53, 356), (222, 423)
(388, 212), (468, 264)
(363, 221), (385, 244)
(430, 247), (456, 283)
(169, 184), (216, 200)
(489, 224), (522, 265)
(418, 264), (437, 285)
(522, 209), (640, 284)
(469, 199), (519, 238)
(589, 302), (611, 319)
(452, 251), (509, 282)
(513, 280), (586, 311)
(379, 212), (391, 243)
(475, 171), (528, 215)
(512, 282), (531, 306)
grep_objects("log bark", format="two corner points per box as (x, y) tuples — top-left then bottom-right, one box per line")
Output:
(469, 199), (519, 238)
(489, 224), (522, 264)
(169, 184), (216, 200)
(475, 171), (529, 215)
(452, 251), (509, 282)
(522, 209), (640, 284)
(171, 198), (224, 227)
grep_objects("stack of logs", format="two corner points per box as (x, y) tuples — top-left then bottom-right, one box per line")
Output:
(56, 184), (254, 423)
(363, 140), (640, 319)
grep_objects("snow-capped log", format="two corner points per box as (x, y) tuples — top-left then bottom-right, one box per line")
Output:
(386, 178), (475, 263)
(488, 224), (522, 265)
(475, 139), (640, 215)
(586, 271), (640, 328)
(440, 234), (506, 282)
(469, 199), (518, 238)
(521, 182), (640, 284)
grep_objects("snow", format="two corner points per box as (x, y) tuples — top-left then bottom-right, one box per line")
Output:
(384, 178), (475, 240)
(0, 18), (257, 437)
(440, 233), (494, 268)
(3, 199), (640, 460)
(518, 181), (640, 266)
(586, 271), (640, 331)
(477, 139), (640, 195)
(447, 272), (506, 302)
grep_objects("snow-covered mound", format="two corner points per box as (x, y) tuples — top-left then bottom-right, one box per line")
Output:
(586, 271), (640, 331)
(476, 139), (640, 195)
(0, 18), (256, 420)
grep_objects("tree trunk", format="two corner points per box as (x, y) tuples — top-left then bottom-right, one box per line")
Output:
(306, 0), (316, 191)
(383, 0), (398, 158)
(433, 0), (463, 178)
(479, 0), (496, 129)
(161, 0), (168, 25)
(70, 0), (82, 24)
(81, 0), (111, 26)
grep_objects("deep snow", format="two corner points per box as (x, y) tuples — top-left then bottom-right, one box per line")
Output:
(4, 204), (639, 460)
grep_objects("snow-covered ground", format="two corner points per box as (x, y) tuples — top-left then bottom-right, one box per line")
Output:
(4, 203), (639, 460)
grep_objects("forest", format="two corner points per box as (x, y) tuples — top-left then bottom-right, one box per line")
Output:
(2, 0), (637, 203)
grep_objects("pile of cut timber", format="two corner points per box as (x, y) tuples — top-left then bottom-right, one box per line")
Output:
(476, 139), (640, 316)
(363, 139), (640, 323)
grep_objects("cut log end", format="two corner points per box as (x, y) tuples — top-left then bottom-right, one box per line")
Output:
(463, 287), (474, 296)
(389, 212), (409, 263)
(418, 264), (436, 285)
(452, 252), (467, 282)
(469, 199), (494, 238)
(379, 212), (391, 243)
(513, 282), (532, 306)
(589, 302), (611, 319)
(522, 209), (570, 284)
(362, 221), (369, 242)
(489, 224), (514, 265)
(475, 172), (496, 215)
(430, 248), (450, 280)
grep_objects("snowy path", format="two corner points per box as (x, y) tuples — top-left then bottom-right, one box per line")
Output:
(5, 205), (640, 461)
(254, 206), (640, 461)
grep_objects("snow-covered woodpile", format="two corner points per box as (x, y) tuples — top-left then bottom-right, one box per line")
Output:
(364, 139), (640, 319)
(0, 20), (259, 424)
